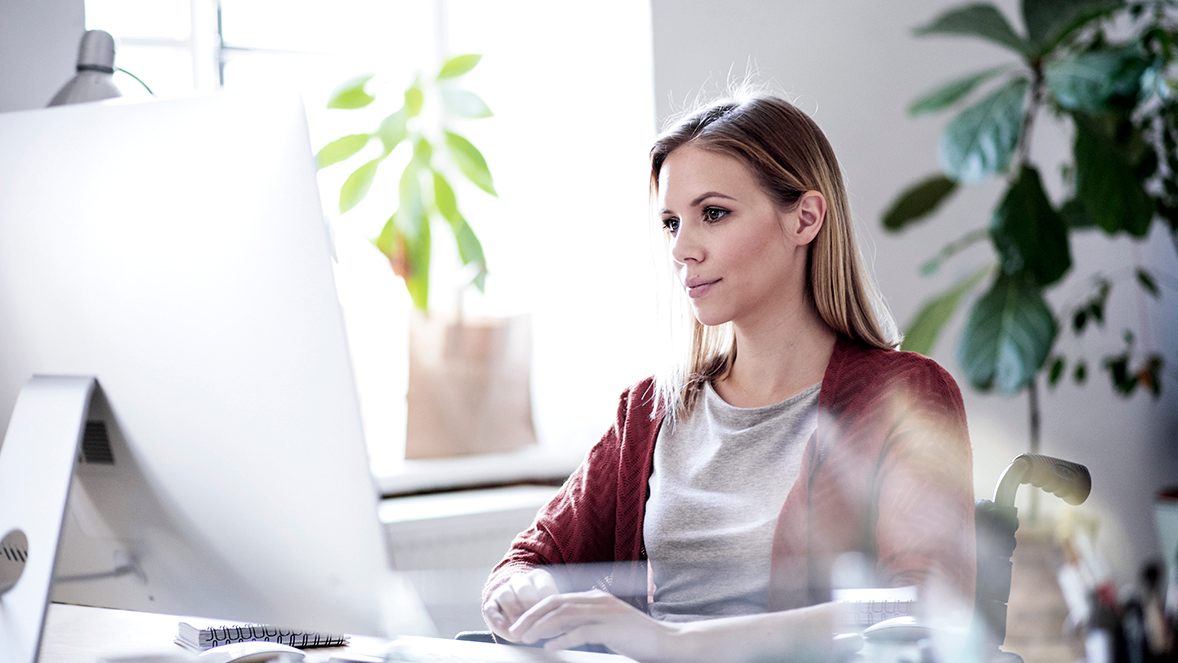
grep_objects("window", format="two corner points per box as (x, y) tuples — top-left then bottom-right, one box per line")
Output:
(86, 0), (659, 483)
(85, 0), (199, 95)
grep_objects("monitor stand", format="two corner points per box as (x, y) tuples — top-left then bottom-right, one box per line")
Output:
(0, 375), (97, 663)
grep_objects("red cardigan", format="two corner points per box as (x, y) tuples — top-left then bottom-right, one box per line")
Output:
(485, 336), (976, 615)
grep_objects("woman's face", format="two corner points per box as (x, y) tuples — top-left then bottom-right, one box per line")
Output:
(657, 144), (818, 328)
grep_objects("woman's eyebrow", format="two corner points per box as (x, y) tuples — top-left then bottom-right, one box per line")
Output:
(691, 191), (737, 206)
(661, 191), (738, 215)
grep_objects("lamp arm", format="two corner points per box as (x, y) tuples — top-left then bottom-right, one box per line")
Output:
(115, 68), (154, 96)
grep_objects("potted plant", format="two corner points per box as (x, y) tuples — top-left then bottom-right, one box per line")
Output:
(317, 54), (536, 459)
(881, 0), (1175, 497)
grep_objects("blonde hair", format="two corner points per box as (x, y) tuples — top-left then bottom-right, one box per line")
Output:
(649, 94), (899, 419)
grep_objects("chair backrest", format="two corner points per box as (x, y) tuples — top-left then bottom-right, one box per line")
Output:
(973, 499), (1020, 650)
(972, 454), (1092, 656)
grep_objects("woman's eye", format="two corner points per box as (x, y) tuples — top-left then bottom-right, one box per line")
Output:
(704, 207), (729, 222)
(662, 217), (680, 234)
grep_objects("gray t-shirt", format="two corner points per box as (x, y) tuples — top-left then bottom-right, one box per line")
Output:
(644, 380), (820, 622)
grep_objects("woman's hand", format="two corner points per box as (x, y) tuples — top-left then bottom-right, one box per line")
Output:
(482, 567), (560, 640)
(507, 590), (686, 662)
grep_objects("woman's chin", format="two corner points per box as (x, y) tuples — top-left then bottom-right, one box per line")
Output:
(691, 307), (731, 327)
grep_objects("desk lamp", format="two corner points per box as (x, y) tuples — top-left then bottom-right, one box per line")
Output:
(48, 29), (122, 106)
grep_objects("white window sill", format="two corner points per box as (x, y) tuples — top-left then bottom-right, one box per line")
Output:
(374, 444), (585, 496)
(378, 483), (560, 524)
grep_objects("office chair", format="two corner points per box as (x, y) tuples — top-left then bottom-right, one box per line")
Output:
(972, 453), (1092, 662)
(459, 453), (1093, 663)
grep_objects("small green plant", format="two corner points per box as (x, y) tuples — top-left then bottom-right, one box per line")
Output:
(317, 54), (495, 312)
(883, 0), (1176, 454)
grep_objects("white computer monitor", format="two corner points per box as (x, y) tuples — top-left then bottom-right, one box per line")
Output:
(0, 92), (433, 651)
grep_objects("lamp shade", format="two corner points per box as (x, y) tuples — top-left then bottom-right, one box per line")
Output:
(48, 30), (122, 107)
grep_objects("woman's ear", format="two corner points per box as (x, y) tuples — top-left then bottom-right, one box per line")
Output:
(786, 191), (827, 246)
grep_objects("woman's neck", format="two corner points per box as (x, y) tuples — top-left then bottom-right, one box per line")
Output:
(714, 298), (837, 408)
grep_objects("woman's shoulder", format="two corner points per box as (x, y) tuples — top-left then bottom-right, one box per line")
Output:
(612, 375), (659, 415)
(596, 375), (662, 437)
(579, 376), (663, 465)
(829, 337), (963, 402)
(623, 375), (658, 398)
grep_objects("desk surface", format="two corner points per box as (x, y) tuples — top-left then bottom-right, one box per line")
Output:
(41, 603), (635, 663)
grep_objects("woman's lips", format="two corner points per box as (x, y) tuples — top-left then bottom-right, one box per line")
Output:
(686, 278), (720, 299)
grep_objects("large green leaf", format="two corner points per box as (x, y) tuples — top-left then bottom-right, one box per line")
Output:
(1059, 197), (1097, 229)
(1140, 61), (1172, 103)
(412, 136), (434, 165)
(404, 83), (425, 117)
(444, 130), (497, 195)
(455, 220), (488, 292)
(914, 4), (1029, 55)
(339, 158), (379, 213)
(1045, 46), (1149, 113)
(441, 88), (493, 119)
(327, 74), (375, 109)
(958, 273), (1057, 394)
(940, 77), (1029, 182)
(902, 265), (990, 356)
(909, 66), (1011, 116)
(372, 219), (430, 311)
(404, 217), (431, 311)
(396, 163), (427, 240)
(377, 110), (408, 156)
(1073, 117), (1154, 237)
(434, 171), (488, 291)
(373, 216), (399, 259)
(389, 165), (431, 311)
(882, 174), (958, 230)
(1022, 0), (1121, 56)
(433, 169), (459, 221)
(316, 133), (369, 170)
(437, 54), (482, 80)
(990, 165), (1072, 285)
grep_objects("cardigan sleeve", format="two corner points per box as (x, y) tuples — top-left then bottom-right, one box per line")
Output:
(872, 357), (976, 622)
(481, 384), (632, 609)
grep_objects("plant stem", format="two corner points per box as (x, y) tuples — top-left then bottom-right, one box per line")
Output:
(1015, 63), (1045, 169)
(1027, 378), (1042, 523)
(921, 228), (990, 274)
(1018, 60), (1046, 525)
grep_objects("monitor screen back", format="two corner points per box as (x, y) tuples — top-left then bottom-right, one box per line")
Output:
(0, 92), (431, 637)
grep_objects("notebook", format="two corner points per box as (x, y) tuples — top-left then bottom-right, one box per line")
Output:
(175, 620), (349, 651)
(832, 586), (919, 629)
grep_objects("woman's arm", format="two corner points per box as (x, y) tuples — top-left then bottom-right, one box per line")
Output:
(482, 383), (643, 635)
(873, 361), (976, 625)
(481, 437), (620, 637)
(508, 591), (845, 663)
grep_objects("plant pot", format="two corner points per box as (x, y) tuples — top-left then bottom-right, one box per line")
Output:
(1005, 523), (1069, 643)
(405, 312), (536, 459)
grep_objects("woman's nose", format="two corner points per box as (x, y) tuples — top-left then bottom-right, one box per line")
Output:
(670, 225), (702, 265)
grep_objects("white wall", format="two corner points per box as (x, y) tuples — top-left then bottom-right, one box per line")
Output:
(650, 0), (1178, 584)
(0, 0), (84, 112)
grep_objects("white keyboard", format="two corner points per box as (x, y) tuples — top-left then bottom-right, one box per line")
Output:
(378, 637), (634, 663)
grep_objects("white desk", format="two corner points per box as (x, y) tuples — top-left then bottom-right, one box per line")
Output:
(40, 603), (635, 663)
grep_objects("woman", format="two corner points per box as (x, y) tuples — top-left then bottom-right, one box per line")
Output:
(481, 94), (975, 662)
